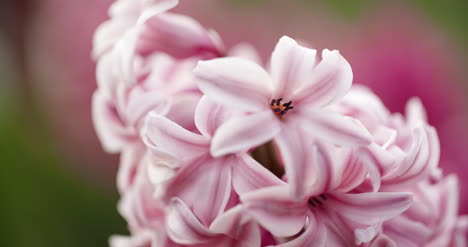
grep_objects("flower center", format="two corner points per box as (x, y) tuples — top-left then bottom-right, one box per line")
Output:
(308, 194), (327, 208)
(270, 98), (294, 119)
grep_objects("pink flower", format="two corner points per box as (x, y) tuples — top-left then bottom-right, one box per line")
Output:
(194, 36), (372, 159)
(240, 141), (413, 245)
(93, 0), (179, 58)
(143, 96), (282, 226)
(336, 86), (440, 190)
(165, 199), (261, 247)
(93, 53), (201, 193)
(93, 53), (200, 154)
(376, 175), (468, 247)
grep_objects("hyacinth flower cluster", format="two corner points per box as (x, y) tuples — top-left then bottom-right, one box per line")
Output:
(92, 0), (468, 246)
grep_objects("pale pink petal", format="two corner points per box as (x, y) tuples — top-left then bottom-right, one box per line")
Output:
(138, 13), (223, 59)
(96, 52), (120, 98)
(271, 36), (317, 99)
(126, 92), (171, 130)
(231, 221), (261, 247)
(113, 28), (140, 85)
(137, 0), (179, 24)
(163, 157), (232, 226)
(209, 205), (246, 237)
(293, 49), (353, 108)
(194, 57), (273, 112)
(164, 93), (200, 132)
(383, 217), (432, 247)
(109, 231), (153, 247)
(330, 192), (413, 225)
(117, 144), (147, 193)
(336, 152), (369, 193)
(388, 126), (439, 189)
(367, 234), (398, 247)
(275, 125), (339, 199)
(143, 113), (209, 161)
(92, 91), (134, 153)
(232, 153), (284, 195)
(274, 213), (327, 247)
(210, 111), (280, 157)
(166, 198), (218, 244)
(241, 185), (307, 237)
(228, 43), (263, 65)
(299, 108), (372, 146)
(93, 18), (134, 59)
(195, 96), (234, 137)
(405, 97), (428, 127)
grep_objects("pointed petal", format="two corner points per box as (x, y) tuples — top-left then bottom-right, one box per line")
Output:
(163, 157), (232, 226)
(241, 185), (307, 237)
(228, 43), (263, 65)
(138, 12), (223, 59)
(270, 36), (317, 99)
(330, 192), (413, 225)
(92, 91), (132, 153)
(164, 93), (200, 132)
(117, 144), (146, 193)
(126, 92), (171, 129)
(299, 108), (372, 146)
(166, 198), (218, 244)
(232, 221), (261, 247)
(232, 154), (284, 195)
(383, 217), (432, 246)
(109, 231), (154, 247)
(211, 111), (280, 157)
(405, 97), (427, 127)
(92, 18), (133, 59)
(194, 57), (272, 112)
(293, 49), (353, 108)
(276, 126), (344, 199)
(274, 213), (327, 247)
(195, 96), (234, 137)
(210, 205), (246, 237)
(209, 205), (261, 247)
(137, 0), (179, 24)
(143, 113), (209, 161)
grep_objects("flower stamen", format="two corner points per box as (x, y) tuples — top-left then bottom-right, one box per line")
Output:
(308, 194), (327, 208)
(270, 98), (294, 119)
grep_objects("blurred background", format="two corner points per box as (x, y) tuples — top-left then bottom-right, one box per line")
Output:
(1, 0), (467, 246)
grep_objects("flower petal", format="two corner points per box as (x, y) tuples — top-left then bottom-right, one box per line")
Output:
(126, 91), (171, 129)
(109, 231), (154, 247)
(117, 144), (147, 193)
(166, 198), (218, 244)
(228, 43), (263, 65)
(163, 157), (232, 226)
(137, 0), (179, 24)
(275, 125), (345, 199)
(164, 92), (200, 132)
(330, 192), (413, 226)
(138, 13), (223, 59)
(241, 185), (307, 237)
(232, 154), (284, 195)
(293, 49), (352, 108)
(271, 36), (317, 99)
(274, 213), (327, 247)
(383, 217), (432, 247)
(195, 96), (235, 138)
(143, 113), (209, 161)
(194, 57), (273, 112)
(299, 108), (372, 146)
(211, 111), (281, 157)
(92, 91), (133, 153)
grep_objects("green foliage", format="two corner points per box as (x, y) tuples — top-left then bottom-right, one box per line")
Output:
(0, 107), (126, 247)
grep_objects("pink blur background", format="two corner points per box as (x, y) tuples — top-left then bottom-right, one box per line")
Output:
(1, 0), (467, 246)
